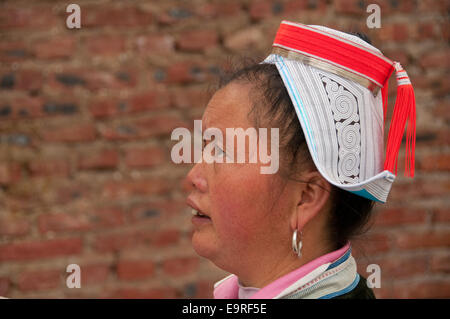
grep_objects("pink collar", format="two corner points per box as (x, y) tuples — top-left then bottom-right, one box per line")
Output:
(214, 242), (350, 299)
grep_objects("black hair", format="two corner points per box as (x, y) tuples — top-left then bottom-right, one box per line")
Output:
(215, 33), (376, 251)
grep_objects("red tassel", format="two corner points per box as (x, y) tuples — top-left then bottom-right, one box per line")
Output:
(381, 67), (394, 126)
(383, 62), (416, 177)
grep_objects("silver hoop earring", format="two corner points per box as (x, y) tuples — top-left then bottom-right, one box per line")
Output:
(291, 229), (303, 258)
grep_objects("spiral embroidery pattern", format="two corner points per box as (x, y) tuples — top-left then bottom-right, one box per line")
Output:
(321, 76), (361, 184)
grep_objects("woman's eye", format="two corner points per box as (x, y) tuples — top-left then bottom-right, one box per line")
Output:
(202, 139), (225, 159)
(216, 146), (225, 156)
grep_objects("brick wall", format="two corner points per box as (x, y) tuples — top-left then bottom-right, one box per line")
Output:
(0, 0), (448, 298)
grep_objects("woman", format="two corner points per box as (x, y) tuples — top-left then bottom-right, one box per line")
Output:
(185, 21), (416, 299)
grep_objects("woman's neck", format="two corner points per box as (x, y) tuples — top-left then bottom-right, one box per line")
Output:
(238, 241), (335, 288)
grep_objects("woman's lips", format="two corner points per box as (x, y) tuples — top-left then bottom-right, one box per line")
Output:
(191, 214), (212, 226)
(187, 197), (210, 217)
(186, 197), (211, 226)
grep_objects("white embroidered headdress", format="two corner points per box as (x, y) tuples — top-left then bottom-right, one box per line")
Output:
(263, 21), (416, 203)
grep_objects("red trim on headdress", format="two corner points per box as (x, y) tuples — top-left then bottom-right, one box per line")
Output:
(273, 21), (394, 88)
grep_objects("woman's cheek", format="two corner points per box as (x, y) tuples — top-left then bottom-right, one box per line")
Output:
(210, 168), (271, 238)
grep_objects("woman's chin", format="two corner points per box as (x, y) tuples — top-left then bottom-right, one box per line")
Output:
(191, 230), (217, 259)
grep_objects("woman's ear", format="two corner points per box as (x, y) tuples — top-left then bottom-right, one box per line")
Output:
(290, 171), (332, 232)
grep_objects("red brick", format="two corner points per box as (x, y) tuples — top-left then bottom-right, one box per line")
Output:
(191, 280), (214, 298)
(48, 69), (137, 92)
(396, 230), (450, 250)
(285, 0), (311, 12)
(392, 280), (450, 298)
(88, 69), (138, 90)
(163, 256), (199, 276)
(334, 0), (365, 15)
(47, 71), (86, 91)
(353, 232), (390, 255)
(382, 49), (409, 67)
(29, 159), (70, 177)
(224, 27), (265, 52)
(430, 253), (450, 273)
(373, 255), (428, 279)
(33, 37), (76, 59)
(413, 128), (449, 148)
(102, 179), (171, 199)
(437, 129), (450, 146)
(379, 23), (410, 42)
(39, 208), (124, 233)
(55, 182), (94, 205)
(433, 75), (450, 98)
(195, 3), (218, 18)
(117, 259), (155, 280)
(151, 229), (180, 247)
(389, 178), (450, 200)
(171, 86), (209, 109)
(135, 34), (175, 54)
(0, 7), (57, 29)
(93, 230), (143, 252)
(0, 162), (21, 185)
(418, 153), (450, 172)
(441, 21), (450, 43)
(412, 73), (439, 90)
(249, 0), (272, 20)
(414, 23), (436, 40)
(17, 269), (61, 292)
(0, 216), (30, 236)
(124, 147), (165, 168)
(78, 149), (119, 170)
(41, 124), (96, 143)
(417, 0), (449, 13)
(100, 115), (187, 140)
(217, 2), (243, 17)
(7, 95), (45, 119)
(83, 6), (153, 28)
(89, 98), (122, 118)
(85, 36), (126, 56)
(81, 264), (110, 285)
(196, 2), (242, 18)
(15, 69), (44, 91)
(166, 62), (208, 84)
(0, 41), (29, 62)
(0, 238), (82, 261)
(420, 49), (450, 69)
(433, 209), (450, 223)
(128, 90), (170, 112)
(393, 0), (417, 12)
(0, 277), (9, 296)
(373, 208), (427, 226)
(432, 100), (450, 121)
(177, 30), (218, 52)
(38, 213), (91, 233)
(128, 201), (186, 222)
(90, 207), (125, 228)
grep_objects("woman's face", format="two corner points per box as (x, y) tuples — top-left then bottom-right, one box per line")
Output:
(185, 82), (297, 276)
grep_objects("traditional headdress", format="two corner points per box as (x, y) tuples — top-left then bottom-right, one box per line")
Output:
(263, 21), (416, 203)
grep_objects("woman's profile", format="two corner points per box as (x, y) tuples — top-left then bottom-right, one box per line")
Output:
(185, 21), (416, 299)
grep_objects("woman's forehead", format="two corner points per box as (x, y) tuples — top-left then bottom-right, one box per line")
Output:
(203, 82), (253, 129)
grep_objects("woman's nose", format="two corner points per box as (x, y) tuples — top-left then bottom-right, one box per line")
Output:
(183, 163), (208, 193)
